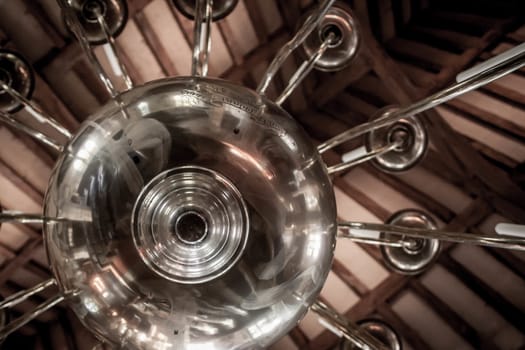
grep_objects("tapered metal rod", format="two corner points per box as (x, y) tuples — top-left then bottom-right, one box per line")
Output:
(0, 111), (63, 152)
(0, 279), (56, 309)
(58, 0), (118, 97)
(311, 300), (389, 350)
(0, 210), (68, 224)
(192, 0), (213, 77)
(0, 294), (64, 341)
(338, 221), (525, 251)
(0, 81), (72, 140)
(256, 0), (336, 95)
(276, 32), (335, 105)
(326, 140), (400, 175)
(96, 10), (133, 89)
(317, 42), (525, 154)
(338, 230), (406, 248)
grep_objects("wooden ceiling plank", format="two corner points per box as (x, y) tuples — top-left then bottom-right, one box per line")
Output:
(21, 0), (64, 48)
(243, 0), (269, 43)
(223, 30), (288, 82)
(439, 253), (525, 334)
(331, 258), (370, 297)
(72, 60), (110, 105)
(217, 21), (244, 66)
(313, 55), (373, 107)
(409, 279), (498, 350)
(446, 98), (525, 141)
(309, 198), (491, 350)
(363, 164), (455, 222)
(0, 238), (42, 286)
(376, 303), (433, 350)
(135, 11), (179, 77)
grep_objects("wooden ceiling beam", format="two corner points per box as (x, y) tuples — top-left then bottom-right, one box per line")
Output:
(409, 279), (499, 350)
(439, 253), (525, 334)
(308, 198), (491, 350)
(376, 303), (433, 350)
(0, 238), (42, 286)
(134, 12), (179, 77)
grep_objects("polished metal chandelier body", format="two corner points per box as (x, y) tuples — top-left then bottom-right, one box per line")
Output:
(0, 0), (524, 349)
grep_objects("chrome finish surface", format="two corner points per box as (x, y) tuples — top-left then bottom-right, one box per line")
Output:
(0, 279), (65, 341)
(0, 111), (63, 151)
(276, 32), (335, 106)
(172, 0), (238, 21)
(365, 106), (428, 173)
(327, 140), (401, 175)
(301, 2), (360, 72)
(317, 44), (525, 154)
(0, 81), (72, 141)
(44, 77), (336, 349)
(380, 210), (440, 275)
(0, 50), (34, 113)
(341, 319), (402, 350)
(340, 218), (525, 252)
(312, 300), (389, 350)
(0, 294), (65, 341)
(64, 0), (128, 45)
(192, 0), (213, 76)
(96, 9), (133, 89)
(59, 0), (119, 97)
(257, 0), (336, 95)
(132, 166), (250, 284)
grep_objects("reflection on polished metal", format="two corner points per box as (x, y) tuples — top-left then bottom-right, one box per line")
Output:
(64, 0), (128, 45)
(60, 0), (119, 97)
(312, 300), (390, 350)
(301, 1), (360, 72)
(276, 32), (336, 105)
(317, 43), (525, 154)
(191, 0), (213, 76)
(327, 140), (402, 175)
(132, 166), (250, 284)
(365, 106), (428, 173)
(44, 77), (336, 349)
(172, 0), (238, 21)
(0, 111), (64, 152)
(340, 217), (525, 252)
(340, 319), (402, 350)
(382, 210), (440, 275)
(257, 0), (336, 95)
(0, 279), (65, 341)
(0, 50), (34, 113)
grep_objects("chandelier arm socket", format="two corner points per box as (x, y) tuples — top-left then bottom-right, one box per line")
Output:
(276, 32), (334, 106)
(58, 0), (118, 98)
(191, 0), (213, 76)
(317, 42), (525, 154)
(311, 300), (391, 350)
(256, 0), (336, 95)
(338, 222), (525, 251)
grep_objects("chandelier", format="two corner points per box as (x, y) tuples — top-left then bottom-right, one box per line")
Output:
(0, 0), (523, 349)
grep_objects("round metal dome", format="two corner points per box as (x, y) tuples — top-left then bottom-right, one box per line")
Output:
(44, 76), (336, 349)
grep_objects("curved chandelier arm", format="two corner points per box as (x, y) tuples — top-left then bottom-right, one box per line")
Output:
(317, 42), (525, 154)
(256, 0), (336, 95)
(326, 140), (401, 175)
(192, 0), (213, 77)
(311, 300), (390, 350)
(0, 279), (65, 341)
(338, 221), (525, 251)
(0, 210), (70, 225)
(0, 111), (63, 152)
(58, 0), (119, 97)
(96, 11), (134, 90)
(275, 32), (335, 106)
(0, 81), (72, 140)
